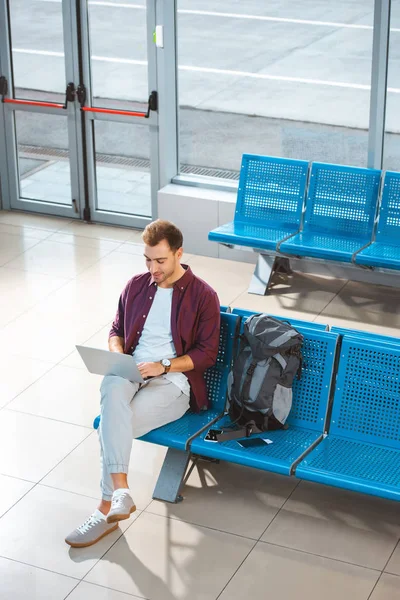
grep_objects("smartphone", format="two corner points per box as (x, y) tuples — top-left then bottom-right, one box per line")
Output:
(204, 429), (223, 442)
(236, 437), (273, 449)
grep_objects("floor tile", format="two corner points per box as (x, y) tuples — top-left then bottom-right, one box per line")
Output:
(0, 232), (40, 267)
(0, 307), (110, 363)
(43, 435), (167, 510)
(4, 239), (113, 278)
(386, 541), (400, 575)
(318, 280), (400, 329)
(0, 211), (71, 231)
(60, 323), (112, 369)
(0, 474), (34, 518)
(0, 354), (53, 409)
(339, 280), (400, 310)
(7, 365), (102, 428)
(85, 511), (255, 600)
(0, 556), (78, 600)
(31, 276), (118, 324)
(218, 541), (378, 600)
(126, 230), (145, 244)
(262, 480), (400, 570)
(57, 221), (137, 242)
(115, 242), (146, 256)
(0, 485), (136, 579)
(231, 272), (344, 321)
(147, 460), (298, 538)
(47, 232), (122, 251)
(0, 222), (53, 240)
(68, 581), (143, 599)
(0, 267), (69, 327)
(231, 290), (327, 322)
(369, 573), (400, 600)
(76, 250), (146, 292)
(188, 255), (254, 305)
(0, 410), (91, 481)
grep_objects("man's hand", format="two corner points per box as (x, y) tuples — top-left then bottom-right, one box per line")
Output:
(137, 361), (165, 378)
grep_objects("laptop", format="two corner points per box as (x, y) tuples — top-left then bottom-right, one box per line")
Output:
(76, 346), (145, 384)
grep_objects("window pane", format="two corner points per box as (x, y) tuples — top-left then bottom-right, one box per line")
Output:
(383, 3), (400, 171)
(88, 1), (148, 110)
(93, 120), (151, 217)
(10, 0), (66, 100)
(15, 112), (72, 206)
(178, 1), (374, 178)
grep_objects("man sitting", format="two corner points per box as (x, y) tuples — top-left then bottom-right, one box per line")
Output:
(66, 219), (220, 547)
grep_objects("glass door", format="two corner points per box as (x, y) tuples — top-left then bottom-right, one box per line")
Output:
(0, 0), (82, 219)
(0, 0), (158, 226)
(79, 0), (158, 227)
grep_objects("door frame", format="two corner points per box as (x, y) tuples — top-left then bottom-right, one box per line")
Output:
(75, 0), (159, 228)
(0, 0), (82, 219)
(0, 0), (161, 226)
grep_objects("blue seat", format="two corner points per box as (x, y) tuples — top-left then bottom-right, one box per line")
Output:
(231, 307), (328, 331)
(280, 163), (381, 262)
(190, 328), (339, 476)
(330, 326), (400, 347)
(208, 154), (309, 251)
(355, 171), (400, 270)
(296, 336), (400, 501)
(92, 313), (239, 450)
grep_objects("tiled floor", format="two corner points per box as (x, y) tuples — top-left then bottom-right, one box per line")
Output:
(0, 210), (399, 600)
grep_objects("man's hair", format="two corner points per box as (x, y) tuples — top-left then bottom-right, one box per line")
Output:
(142, 219), (183, 252)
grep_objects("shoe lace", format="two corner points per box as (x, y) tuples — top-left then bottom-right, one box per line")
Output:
(77, 514), (101, 534)
(111, 492), (129, 511)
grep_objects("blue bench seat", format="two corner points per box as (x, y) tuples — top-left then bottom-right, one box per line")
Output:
(296, 335), (400, 502)
(296, 436), (400, 501)
(280, 162), (381, 263)
(190, 415), (322, 477)
(356, 242), (400, 270)
(280, 232), (372, 263)
(209, 222), (301, 252)
(330, 326), (400, 346)
(190, 327), (339, 476)
(209, 154), (309, 253)
(355, 171), (400, 270)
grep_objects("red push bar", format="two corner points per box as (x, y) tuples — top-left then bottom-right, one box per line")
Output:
(3, 98), (65, 109)
(82, 106), (147, 118)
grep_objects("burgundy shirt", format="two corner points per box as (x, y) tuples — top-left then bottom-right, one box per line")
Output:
(109, 265), (221, 411)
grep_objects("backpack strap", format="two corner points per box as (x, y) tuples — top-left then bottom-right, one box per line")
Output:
(240, 359), (258, 406)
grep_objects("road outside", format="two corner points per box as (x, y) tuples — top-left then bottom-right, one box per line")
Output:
(3, 0), (400, 215)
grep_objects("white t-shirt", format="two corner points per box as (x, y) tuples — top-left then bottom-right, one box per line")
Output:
(132, 287), (190, 397)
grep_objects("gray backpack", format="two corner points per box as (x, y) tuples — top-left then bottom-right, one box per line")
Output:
(218, 314), (303, 441)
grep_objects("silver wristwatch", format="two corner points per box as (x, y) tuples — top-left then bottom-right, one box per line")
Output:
(160, 358), (171, 373)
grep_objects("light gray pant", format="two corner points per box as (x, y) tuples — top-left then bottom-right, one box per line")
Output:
(98, 375), (190, 500)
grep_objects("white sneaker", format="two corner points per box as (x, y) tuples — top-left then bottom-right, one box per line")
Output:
(65, 510), (118, 548)
(107, 490), (136, 524)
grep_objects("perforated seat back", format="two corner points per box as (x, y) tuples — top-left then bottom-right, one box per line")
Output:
(235, 154), (309, 229)
(204, 312), (238, 414)
(288, 329), (338, 431)
(375, 171), (400, 245)
(330, 336), (400, 448)
(304, 163), (381, 238)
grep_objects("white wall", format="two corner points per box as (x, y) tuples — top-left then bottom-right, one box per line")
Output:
(157, 184), (257, 264)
